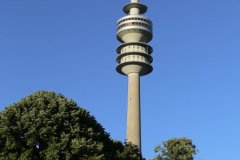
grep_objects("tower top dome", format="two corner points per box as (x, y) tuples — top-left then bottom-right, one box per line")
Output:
(123, 3), (147, 15)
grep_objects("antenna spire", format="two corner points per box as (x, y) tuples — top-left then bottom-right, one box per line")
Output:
(131, 0), (139, 3)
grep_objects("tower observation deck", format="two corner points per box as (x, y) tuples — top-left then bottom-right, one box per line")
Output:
(116, 0), (153, 154)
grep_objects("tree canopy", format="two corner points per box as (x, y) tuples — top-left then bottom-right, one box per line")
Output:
(152, 138), (197, 160)
(0, 91), (141, 160)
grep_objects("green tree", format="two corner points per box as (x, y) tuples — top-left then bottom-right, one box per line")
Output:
(152, 138), (197, 160)
(0, 91), (141, 160)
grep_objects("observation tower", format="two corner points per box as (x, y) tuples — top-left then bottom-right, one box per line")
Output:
(116, 0), (153, 153)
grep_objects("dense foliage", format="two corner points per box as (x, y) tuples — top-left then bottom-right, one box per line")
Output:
(0, 91), (141, 160)
(152, 138), (197, 160)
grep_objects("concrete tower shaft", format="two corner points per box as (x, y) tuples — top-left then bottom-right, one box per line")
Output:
(116, 0), (153, 153)
(127, 72), (141, 147)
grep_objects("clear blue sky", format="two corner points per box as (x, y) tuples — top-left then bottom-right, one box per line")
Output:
(0, 0), (240, 159)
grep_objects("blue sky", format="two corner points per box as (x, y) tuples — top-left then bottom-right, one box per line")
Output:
(0, 0), (240, 159)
